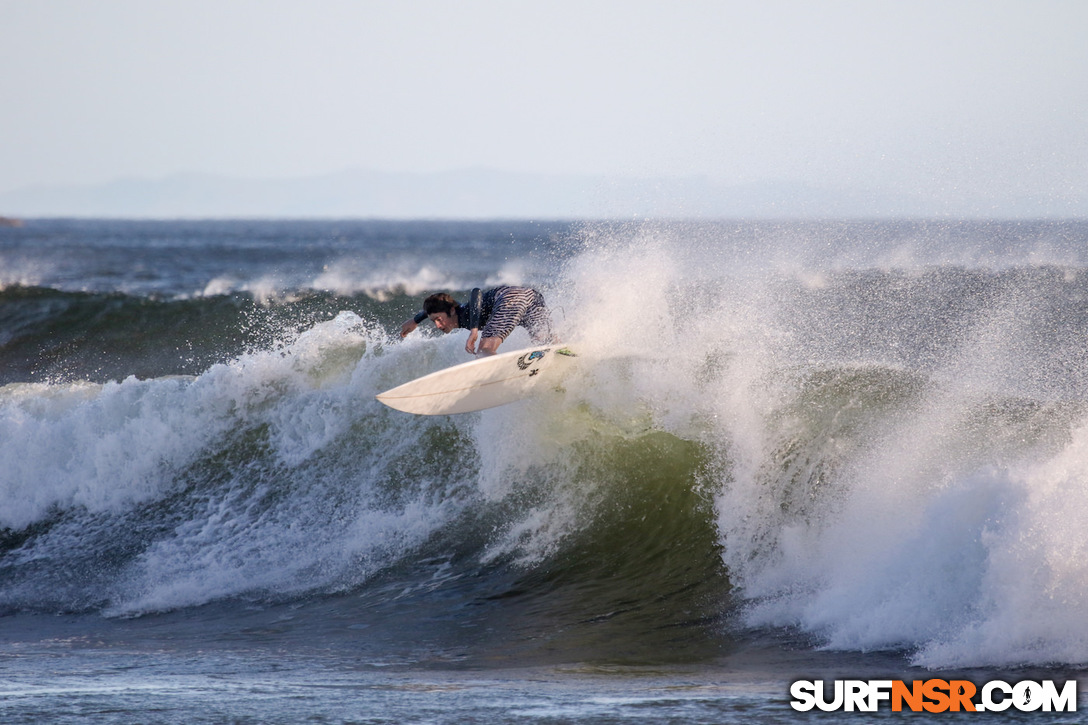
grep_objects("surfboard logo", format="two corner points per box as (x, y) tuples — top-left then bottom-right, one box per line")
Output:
(517, 350), (546, 369)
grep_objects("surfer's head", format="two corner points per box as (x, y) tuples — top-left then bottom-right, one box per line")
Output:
(423, 293), (459, 333)
(423, 293), (457, 316)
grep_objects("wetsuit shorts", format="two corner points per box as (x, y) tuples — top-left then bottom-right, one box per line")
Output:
(479, 286), (554, 343)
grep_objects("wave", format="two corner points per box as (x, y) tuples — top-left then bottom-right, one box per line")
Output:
(0, 313), (730, 665)
(0, 285), (483, 384)
(4, 220), (1088, 670)
(714, 363), (1088, 669)
(0, 218), (569, 300)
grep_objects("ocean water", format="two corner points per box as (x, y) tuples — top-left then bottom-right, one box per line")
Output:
(2, 218), (1088, 722)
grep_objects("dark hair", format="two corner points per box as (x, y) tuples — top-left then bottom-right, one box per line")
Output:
(423, 293), (458, 315)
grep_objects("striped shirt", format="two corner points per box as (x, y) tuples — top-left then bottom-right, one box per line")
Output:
(472, 286), (553, 343)
(414, 286), (554, 343)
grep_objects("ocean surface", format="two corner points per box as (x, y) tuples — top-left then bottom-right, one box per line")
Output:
(2, 218), (1088, 722)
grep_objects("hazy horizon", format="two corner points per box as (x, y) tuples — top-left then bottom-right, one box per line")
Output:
(3, 1), (1086, 218)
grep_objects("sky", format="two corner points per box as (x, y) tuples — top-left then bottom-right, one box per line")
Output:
(2, 0), (1087, 215)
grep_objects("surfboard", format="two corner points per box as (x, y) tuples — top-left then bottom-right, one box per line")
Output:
(376, 344), (576, 415)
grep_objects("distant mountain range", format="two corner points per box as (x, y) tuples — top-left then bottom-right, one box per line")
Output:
(1, 168), (1084, 219)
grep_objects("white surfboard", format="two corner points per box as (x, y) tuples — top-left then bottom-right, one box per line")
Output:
(376, 344), (577, 415)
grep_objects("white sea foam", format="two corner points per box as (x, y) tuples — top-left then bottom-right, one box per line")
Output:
(6, 219), (1088, 670)
(0, 375), (225, 531)
(538, 220), (1088, 668)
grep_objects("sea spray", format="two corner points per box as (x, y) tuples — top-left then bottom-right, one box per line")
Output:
(539, 219), (1088, 668)
(4, 218), (1088, 672)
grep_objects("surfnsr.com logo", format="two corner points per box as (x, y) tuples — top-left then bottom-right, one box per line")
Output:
(790, 679), (1077, 713)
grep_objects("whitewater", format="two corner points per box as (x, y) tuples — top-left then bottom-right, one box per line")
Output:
(2, 218), (1087, 722)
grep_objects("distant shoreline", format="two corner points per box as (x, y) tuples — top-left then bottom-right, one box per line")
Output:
(3, 169), (1085, 220)
(0, 216), (24, 227)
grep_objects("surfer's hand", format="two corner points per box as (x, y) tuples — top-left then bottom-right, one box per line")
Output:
(465, 329), (479, 354)
(400, 320), (417, 338)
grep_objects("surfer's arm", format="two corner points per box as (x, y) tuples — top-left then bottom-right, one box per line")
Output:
(465, 330), (500, 355)
(467, 288), (482, 329)
(477, 336), (501, 356)
(463, 288), (484, 354)
(400, 310), (428, 337)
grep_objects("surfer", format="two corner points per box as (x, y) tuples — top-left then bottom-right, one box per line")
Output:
(400, 286), (555, 355)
